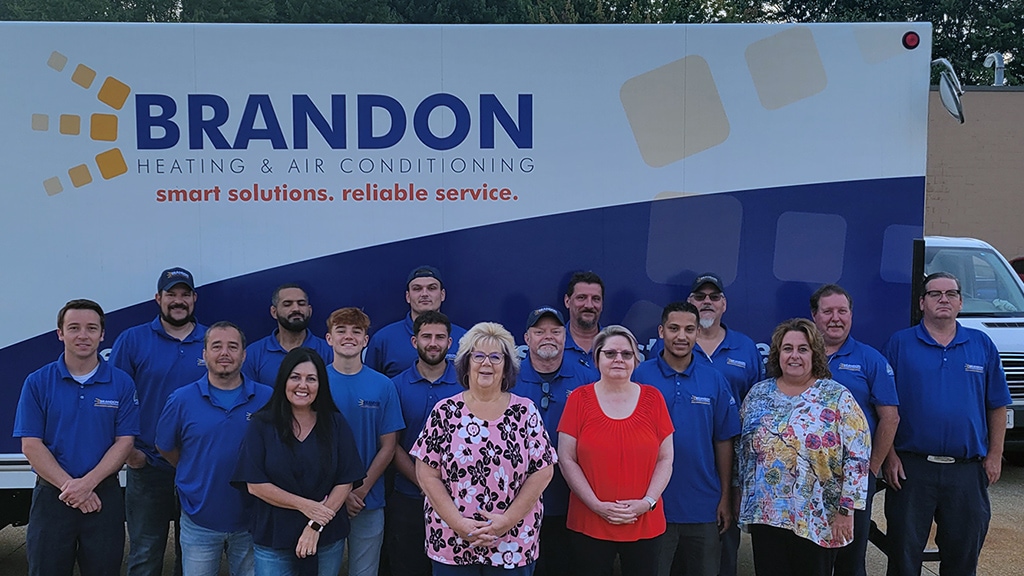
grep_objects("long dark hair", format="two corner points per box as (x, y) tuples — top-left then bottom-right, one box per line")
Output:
(257, 347), (340, 468)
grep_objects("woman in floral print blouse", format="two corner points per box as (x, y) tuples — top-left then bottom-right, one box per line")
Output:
(737, 318), (871, 576)
(411, 322), (556, 576)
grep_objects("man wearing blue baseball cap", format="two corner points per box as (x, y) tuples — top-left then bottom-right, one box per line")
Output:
(511, 306), (598, 576)
(110, 267), (208, 576)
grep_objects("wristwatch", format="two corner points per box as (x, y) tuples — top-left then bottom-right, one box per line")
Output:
(837, 506), (851, 517)
(307, 519), (324, 532)
(643, 496), (657, 511)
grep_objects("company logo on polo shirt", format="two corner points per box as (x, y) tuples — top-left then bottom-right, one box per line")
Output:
(359, 399), (381, 409)
(246, 412), (253, 421)
(94, 398), (120, 409)
(196, 358), (206, 367)
(886, 363), (894, 377)
(690, 395), (711, 405)
(726, 358), (746, 369)
(964, 363), (984, 373)
(837, 363), (862, 372)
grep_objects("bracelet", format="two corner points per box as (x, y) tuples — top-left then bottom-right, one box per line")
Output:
(307, 519), (324, 533)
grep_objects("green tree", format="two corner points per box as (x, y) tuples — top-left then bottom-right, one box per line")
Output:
(739, 0), (1021, 85)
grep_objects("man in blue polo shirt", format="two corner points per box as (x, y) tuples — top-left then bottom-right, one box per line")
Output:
(810, 284), (899, 576)
(326, 307), (405, 576)
(242, 283), (332, 383)
(882, 272), (1011, 576)
(386, 310), (463, 576)
(510, 306), (598, 576)
(157, 322), (273, 576)
(110, 266), (208, 576)
(633, 301), (739, 576)
(647, 273), (762, 576)
(562, 271), (605, 367)
(14, 299), (140, 576)
(365, 265), (467, 378)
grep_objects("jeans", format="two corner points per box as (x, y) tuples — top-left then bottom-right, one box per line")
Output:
(385, 492), (431, 576)
(884, 454), (990, 576)
(127, 464), (182, 576)
(26, 476), (124, 576)
(347, 506), (385, 576)
(431, 561), (537, 576)
(834, 473), (876, 576)
(658, 522), (721, 576)
(253, 538), (345, 576)
(179, 510), (254, 576)
(718, 523), (739, 576)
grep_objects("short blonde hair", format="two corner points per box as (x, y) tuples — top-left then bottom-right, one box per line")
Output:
(454, 322), (520, 391)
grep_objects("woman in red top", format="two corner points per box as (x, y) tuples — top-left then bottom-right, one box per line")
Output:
(557, 325), (674, 576)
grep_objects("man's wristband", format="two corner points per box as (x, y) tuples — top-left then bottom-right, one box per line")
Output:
(307, 519), (324, 532)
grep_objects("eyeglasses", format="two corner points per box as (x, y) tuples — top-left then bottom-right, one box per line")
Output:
(470, 352), (505, 364)
(690, 292), (723, 302)
(540, 381), (553, 410)
(924, 290), (962, 300)
(600, 349), (635, 361)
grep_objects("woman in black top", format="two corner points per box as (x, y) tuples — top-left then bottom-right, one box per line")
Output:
(233, 347), (364, 576)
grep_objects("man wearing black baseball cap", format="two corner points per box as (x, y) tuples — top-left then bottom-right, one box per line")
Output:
(511, 306), (598, 576)
(110, 267), (208, 576)
(365, 265), (467, 378)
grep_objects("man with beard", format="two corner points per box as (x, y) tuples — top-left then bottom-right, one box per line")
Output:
(633, 302), (739, 576)
(386, 310), (463, 576)
(366, 265), (467, 378)
(111, 267), (208, 576)
(563, 271), (605, 367)
(156, 322), (272, 576)
(809, 284), (899, 576)
(242, 284), (332, 384)
(510, 307), (598, 576)
(326, 307), (404, 576)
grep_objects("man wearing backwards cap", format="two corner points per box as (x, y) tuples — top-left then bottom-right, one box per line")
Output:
(511, 307), (598, 576)
(110, 267), (208, 576)
(365, 265), (467, 378)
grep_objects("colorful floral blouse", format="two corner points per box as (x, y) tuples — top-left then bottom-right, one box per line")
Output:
(737, 378), (871, 547)
(410, 392), (557, 567)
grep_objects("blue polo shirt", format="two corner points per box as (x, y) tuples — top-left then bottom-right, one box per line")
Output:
(674, 325), (765, 404)
(392, 361), (463, 497)
(365, 313), (467, 378)
(883, 322), (1011, 459)
(110, 316), (208, 471)
(827, 336), (899, 437)
(242, 329), (333, 384)
(633, 353), (739, 524)
(510, 355), (598, 516)
(564, 329), (599, 369)
(156, 375), (272, 533)
(327, 365), (405, 509)
(14, 354), (140, 479)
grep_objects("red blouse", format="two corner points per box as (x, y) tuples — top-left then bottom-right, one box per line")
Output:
(557, 383), (674, 541)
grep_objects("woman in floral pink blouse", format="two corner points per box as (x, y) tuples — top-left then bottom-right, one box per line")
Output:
(412, 322), (556, 576)
(737, 318), (871, 576)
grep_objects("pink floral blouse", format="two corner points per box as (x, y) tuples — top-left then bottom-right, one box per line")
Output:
(410, 392), (557, 567)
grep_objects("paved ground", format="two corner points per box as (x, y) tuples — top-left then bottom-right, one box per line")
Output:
(1, 459), (1022, 575)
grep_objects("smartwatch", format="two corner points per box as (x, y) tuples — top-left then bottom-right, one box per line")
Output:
(837, 506), (851, 517)
(643, 496), (657, 511)
(307, 520), (324, 532)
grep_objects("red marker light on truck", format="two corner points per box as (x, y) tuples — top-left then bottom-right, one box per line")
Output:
(903, 32), (920, 50)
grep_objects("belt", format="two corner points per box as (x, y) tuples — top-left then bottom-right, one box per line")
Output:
(902, 451), (982, 464)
